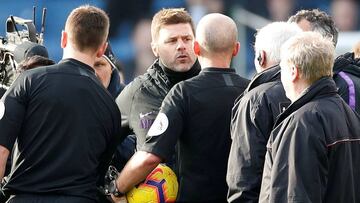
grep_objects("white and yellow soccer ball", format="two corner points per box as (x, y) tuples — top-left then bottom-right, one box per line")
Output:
(126, 164), (178, 203)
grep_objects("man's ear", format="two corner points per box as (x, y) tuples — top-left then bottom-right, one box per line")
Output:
(61, 30), (67, 48)
(232, 42), (240, 56)
(151, 41), (158, 57)
(96, 42), (108, 58)
(257, 50), (266, 67)
(193, 41), (200, 56)
(290, 65), (300, 82)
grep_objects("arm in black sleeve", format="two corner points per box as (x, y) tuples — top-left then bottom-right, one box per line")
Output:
(140, 84), (185, 162)
(0, 74), (28, 150)
(227, 94), (273, 203)
(0, 74), (28, 179)
(97, 110), (124, 187)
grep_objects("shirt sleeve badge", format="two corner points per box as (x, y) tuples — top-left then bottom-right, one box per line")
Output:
(147, 113), (169, 137)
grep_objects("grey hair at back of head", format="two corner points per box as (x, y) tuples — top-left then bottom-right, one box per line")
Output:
(281, 31), (335, 83)
(254, 22), (302, 63)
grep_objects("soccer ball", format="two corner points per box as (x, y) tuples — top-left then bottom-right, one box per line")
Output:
(126, 164), (178, 203)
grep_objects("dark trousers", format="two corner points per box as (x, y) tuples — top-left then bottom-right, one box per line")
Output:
(6, 194), (96, 203)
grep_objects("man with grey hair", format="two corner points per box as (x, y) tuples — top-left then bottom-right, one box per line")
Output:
(259, 31), (360, 203)
(253, 22), (302, 74)
(227, 22), (301, 203)
(111, 13), (249, 202)
(289, 9), (360, 114)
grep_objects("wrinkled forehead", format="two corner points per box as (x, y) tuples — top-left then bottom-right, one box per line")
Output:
(157, 23), (194, 40)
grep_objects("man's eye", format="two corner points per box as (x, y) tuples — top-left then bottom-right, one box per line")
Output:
(94, 63), (104, 68)
(166, 39), (177, 43)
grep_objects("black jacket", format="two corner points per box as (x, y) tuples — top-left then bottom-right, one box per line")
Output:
(0, 87), (6, 98)
(227, 65), (290, 203)
(333, 52), (360, 114)
(0, 59), (122, 201)
(141, 67), (249, 202)
(260, 77), (360, 203)
(116, 59), (200, 149)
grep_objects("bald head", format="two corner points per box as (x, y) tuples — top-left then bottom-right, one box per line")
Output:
(196, 13), (238, 54)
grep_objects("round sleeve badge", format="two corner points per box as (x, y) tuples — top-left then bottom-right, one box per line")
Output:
(147, 113), (169, 137)
(0, 101), (5, 120)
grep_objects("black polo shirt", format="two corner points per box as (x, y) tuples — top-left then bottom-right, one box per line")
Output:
(141, 67), (249, 202)
(0, 59), (121, 201)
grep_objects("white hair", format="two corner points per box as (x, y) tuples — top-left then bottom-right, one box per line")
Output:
(280, 31), (335, 83)
(254, 22), (302, 63)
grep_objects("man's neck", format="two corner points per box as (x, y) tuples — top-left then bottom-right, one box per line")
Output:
(291, 80), (311, 102)
(198, 57), (231, 69)
(62, 47), (96, 69)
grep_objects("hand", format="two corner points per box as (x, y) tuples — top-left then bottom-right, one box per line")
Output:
(110, 194), (127, 203)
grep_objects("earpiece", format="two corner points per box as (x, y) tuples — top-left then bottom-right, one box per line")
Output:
(257, 53), (262, 65)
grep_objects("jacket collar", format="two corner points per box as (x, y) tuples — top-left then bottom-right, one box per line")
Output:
(274, 77), (338, 127)
(150, 58), (201, 87)
(333, 52), (360, 77)
(201, 67), (236, 73)
(233, 65), (281, 105)
(59, 58), (96, 74)
(246, 64), (281, 93)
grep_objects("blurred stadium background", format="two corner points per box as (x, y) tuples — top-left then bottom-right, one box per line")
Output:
(1, 0), (359, 82)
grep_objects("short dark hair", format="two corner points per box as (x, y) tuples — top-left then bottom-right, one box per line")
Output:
(65, 5), (109, 52)
(151, 8), (195, 41)
(17, 55), (55, 73)
(288, 9), (338, 46)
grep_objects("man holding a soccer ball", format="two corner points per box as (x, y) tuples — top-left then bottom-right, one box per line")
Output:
(111, 12), (249, 202)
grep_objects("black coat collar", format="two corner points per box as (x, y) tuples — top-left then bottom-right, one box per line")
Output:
(274, 77), (338, 127)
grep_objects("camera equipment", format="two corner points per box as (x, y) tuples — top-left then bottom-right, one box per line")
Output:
(0, 7), (47, 90)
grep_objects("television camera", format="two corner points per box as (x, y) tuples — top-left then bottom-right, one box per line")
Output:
(0, 7), (47, 90)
